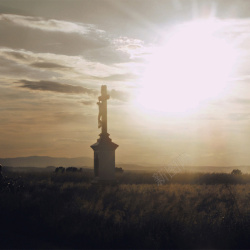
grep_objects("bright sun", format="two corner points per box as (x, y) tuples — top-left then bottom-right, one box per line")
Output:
(135, 19), (236, 113)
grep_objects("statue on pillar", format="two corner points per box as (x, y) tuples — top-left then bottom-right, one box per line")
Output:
(90, 85), (118, 183)
(97, 101), (103, 128)
(96, 85), (109, 133)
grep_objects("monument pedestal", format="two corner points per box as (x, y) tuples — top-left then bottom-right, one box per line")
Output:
(91, 133), (118, 183)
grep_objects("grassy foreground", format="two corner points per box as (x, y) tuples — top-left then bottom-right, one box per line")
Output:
(0, 170), (250, 249)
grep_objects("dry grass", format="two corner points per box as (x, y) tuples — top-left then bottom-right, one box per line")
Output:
(0, 171), (250, 249)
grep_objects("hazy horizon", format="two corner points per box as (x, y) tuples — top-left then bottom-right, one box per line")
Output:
(1, 0), (250, 166)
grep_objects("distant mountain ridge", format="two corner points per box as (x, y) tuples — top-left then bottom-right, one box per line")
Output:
(1, 156), (249, 173)
(0, 156), (149, 170)
(0, 156), (93, 168)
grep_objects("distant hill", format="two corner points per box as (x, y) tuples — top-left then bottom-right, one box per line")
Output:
(0, 156), (150, 170)
(0, 156), (93, 168)
(0, 156), (249, 173)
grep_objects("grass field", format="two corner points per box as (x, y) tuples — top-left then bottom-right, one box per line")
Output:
(0, 169), (250, 249)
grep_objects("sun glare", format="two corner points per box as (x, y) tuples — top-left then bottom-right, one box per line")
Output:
(135, 19), (237, 113)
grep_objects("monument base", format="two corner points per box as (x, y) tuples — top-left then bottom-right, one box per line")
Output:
(91, 133), (119, 184)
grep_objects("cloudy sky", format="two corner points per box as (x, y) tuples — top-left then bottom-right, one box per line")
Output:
(1, 0), (250, 166)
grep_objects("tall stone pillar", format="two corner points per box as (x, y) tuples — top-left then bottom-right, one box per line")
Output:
(90, 85), (118, 183)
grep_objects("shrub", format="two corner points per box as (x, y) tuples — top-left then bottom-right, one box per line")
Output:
(231, 169), (242, 175)
(66, 167), (78, 172)
(55, 167), (65, 173)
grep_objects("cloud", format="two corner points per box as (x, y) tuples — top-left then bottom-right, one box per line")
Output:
(110, 89), (129, 102)
(0, 14), (104, 35)
(0, 57), (59, 80)
(94, 73), (138, 81)
(113, 36), (153, 59)
(80, 100), (95, 106)
(4, 51), (30, 61)
(30, 62), (69, 69)
(0, 48), (129, 79)
(17, 80), (97, 95)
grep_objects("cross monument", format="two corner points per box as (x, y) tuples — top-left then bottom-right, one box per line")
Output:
(90, 85), (118, 183)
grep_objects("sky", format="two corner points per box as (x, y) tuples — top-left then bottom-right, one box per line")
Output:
(1, 0), (250, 166)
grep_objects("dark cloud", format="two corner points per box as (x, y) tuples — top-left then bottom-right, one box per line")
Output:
(4, 51), (29, 61)
(0, 57), (59, 80)
(17, 80), (97, 95)
(30, 62), (69, 69)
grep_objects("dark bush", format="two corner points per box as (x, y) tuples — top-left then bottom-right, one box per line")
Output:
(115, 167), (124, 173)
(66, 167), (78, 172)
(55, 166), (65, 173)
(231, 169), (242, 175)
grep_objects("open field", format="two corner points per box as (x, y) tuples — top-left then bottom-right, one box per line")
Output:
(0, 170), (250, 249)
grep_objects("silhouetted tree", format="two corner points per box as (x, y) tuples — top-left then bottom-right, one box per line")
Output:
(55, 166), (65, 173)
(231, 169), (242, 175)
(115, 167), (124, 173)
(66, 167), (78, 172)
